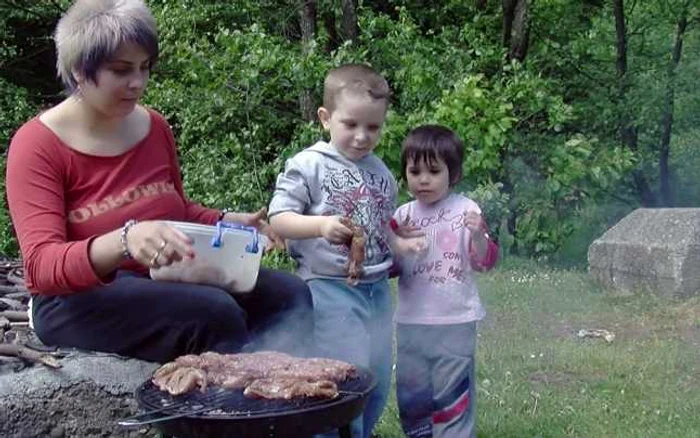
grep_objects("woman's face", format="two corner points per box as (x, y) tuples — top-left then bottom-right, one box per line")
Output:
(76, 42), (151, 118)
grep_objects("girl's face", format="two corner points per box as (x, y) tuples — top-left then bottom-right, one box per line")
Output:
(76, 42), (151, 118)
(405, 155), (451, 205)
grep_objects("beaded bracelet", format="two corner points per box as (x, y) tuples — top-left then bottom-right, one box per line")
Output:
(120, 219), (138, 259)
(218, 208), (231, 222)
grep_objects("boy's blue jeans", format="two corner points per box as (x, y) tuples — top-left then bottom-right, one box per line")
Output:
(309, 277), (394, 438)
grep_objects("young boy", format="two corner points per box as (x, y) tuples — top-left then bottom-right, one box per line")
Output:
(268, 64), (398, 438)
(393, 125), (499, 438)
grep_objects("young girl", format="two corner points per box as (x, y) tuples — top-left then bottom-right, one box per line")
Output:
(392, 125), (499, 438)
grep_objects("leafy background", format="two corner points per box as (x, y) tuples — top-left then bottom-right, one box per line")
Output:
(1, 0), (698, 267)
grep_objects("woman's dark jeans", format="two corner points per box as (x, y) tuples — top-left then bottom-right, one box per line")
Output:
(32, 268), (314, 363)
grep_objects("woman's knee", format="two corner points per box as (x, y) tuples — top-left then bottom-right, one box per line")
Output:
(257, 268), (313, 308)
(165, 286), (247, 328)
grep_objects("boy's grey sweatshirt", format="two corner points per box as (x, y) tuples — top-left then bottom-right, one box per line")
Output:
(268, 141), (397, 282)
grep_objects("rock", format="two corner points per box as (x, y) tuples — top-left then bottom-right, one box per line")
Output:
(49, 425), (64, 438)
(0, 352), (161, 438)
(588, 208), (700, 297)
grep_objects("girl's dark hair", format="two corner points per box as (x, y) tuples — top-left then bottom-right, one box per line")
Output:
(400, 125), (464, 186)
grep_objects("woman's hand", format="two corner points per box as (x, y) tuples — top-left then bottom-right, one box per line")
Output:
(229, 207), (286, 251)
(125, 221), (195, 268)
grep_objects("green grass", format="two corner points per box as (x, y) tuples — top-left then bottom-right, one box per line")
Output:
(374, 259), (700, 438)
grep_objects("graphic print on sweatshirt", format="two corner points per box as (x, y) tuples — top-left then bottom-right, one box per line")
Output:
(403, 205), (476, 287)
(320, 163), (393, 262)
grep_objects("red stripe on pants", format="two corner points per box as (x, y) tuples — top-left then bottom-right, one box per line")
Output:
(432, 390), (470, 424)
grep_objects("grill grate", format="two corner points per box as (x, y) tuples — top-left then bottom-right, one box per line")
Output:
(137, 369), (375, 420)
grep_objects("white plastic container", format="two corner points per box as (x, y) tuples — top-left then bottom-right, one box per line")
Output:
(149, 221), (267, 294)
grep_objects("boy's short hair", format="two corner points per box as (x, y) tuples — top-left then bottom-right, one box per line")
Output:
(401, 125), (464, 186)
(322, 64), (390, 112)
(55, 0), (158, 92)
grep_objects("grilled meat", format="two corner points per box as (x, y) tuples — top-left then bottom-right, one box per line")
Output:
(271, 357), (357, 382)
(244, 378), (338, 400)
(153, 366), (207, 395)
(339, 217), (366, 286)
(152, 351), (356, 400)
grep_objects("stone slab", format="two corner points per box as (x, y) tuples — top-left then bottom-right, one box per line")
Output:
(0, 352), (160, 438)
(588, 208), (700, 297)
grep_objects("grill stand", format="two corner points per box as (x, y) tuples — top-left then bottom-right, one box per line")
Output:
(339, 424), (352, 438)
(158, 424), (352, 438)
(128, 368), (377, 438)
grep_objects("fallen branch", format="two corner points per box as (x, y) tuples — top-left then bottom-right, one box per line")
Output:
(0, 284), (27, 296)
(0, 310), (29, 322)
(0, 297), (25, 311)
(0, 344), (62, 368)
(3, 292), (29, 301)
(6, 271), (25, 287)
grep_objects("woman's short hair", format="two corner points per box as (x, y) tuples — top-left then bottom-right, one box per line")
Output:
(54, 0), (158, 92)
(401, 125), (465, 186)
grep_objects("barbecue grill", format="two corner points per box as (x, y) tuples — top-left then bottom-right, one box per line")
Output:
(119, 366), (376, 438)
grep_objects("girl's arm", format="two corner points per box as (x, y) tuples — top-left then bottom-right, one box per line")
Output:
(468, 217), (499, 272)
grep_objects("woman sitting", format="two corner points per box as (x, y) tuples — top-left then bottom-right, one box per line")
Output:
(5, 0), (313, 363)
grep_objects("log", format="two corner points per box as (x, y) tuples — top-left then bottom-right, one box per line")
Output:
(0, 344), (62, 368)
(0, 298), (25, 311)
(3, 292), (29, 301)
(7, 271), (25, 287)
(0, 284), (27, 296)
(0, 310), (29, 322)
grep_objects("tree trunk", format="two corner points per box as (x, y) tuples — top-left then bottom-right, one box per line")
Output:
(503, 0), (530, 62)
(298, 0), (317, 122)
(341, 0), (358, 44)
(658, 11), (687, 207)
(321, 7), (338, 53)
(612, 0), (655, 206)
(502, 0), (516, 47)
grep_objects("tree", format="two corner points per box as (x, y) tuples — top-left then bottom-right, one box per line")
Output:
(503, 0), (530, 62)
(341, 0), (358, 44)
(299, 0), (318, 121)
(613, 0), (655, 206)
(658, 6), (689, 206)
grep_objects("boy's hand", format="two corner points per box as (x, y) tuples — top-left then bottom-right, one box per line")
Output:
(320, 216), (354, 244)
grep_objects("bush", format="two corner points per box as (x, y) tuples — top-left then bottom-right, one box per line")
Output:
(0, 79), (38, 257)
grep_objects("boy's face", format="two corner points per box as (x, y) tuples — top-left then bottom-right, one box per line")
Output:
(405, 156), (451, 205)
(318, 91), (387, 161)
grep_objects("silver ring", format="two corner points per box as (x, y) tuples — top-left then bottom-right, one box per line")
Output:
(149, 251), (161, 268)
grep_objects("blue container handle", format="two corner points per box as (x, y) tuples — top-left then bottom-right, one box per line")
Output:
(211, 221), (259, 254)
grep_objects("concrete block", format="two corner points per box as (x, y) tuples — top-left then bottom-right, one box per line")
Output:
(0, 352), (159, 438)
(588, 208), (700, 297)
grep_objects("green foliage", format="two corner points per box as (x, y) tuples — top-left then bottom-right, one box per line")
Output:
(0, 79), (38, 256)
(0, 0), (697, 266)
(146, 5), (328, 211)
(462, 181), (511, 250)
